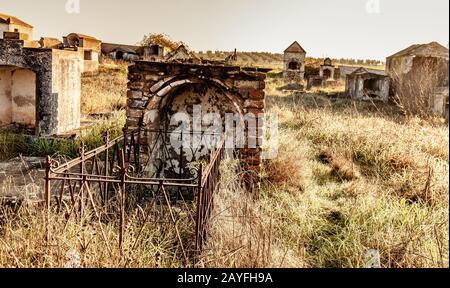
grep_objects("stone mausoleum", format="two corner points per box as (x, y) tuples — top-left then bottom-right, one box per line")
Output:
(125, 60), (267, 182)
(283, 41), (306, 82)
(0, 14), (83, 136)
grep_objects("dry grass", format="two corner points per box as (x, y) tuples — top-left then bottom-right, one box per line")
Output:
(318, 148), (360, 182)
(0, 179), (194, 268)
(249, 79), (449, 268)
(194, 51), (383, 74)
(262, 139), (305, 193)
(391, 58), (448, 118)
(0, 111), (126, 161)
(0, 61), (448, 268)
(199, 158), (304, 268)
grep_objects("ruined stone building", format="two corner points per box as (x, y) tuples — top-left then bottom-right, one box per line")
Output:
(386, 42), (449, 118)
(283, 41), (306, 82)
(0, 14), (83, 136)
(345, 68), (390, 101)
(0, 13), (33, 40)
(63, 33), (101, 73)
(126, 59), (266, 183)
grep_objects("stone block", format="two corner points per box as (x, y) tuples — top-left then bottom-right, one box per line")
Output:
(145, 74), (161, 81)
(127, 90), (142, 99)
(127, 99), (147, 109)
(248, 89), (265, 100)
(128, 81), (145, 90)
(234, 80), (260, 90)
(126, 109), (143, 118)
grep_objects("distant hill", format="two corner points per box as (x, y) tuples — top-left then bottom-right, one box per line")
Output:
(193, 51), (385, 72)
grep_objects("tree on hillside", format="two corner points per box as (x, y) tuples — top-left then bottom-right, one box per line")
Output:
(139, 33), (187, 52)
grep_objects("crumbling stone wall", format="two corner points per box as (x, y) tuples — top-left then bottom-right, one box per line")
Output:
(126, 61), (266, 181)
(0, 39), (82, 135)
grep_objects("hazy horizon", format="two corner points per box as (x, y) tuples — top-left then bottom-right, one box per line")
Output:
(0, 0), (448, 60)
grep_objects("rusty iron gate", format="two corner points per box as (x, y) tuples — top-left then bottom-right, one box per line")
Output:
(44, 128), (225, 264)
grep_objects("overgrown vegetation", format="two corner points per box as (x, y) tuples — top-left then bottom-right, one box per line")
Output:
(391, 58), (448, 118)
(0, 111), (125, 161)
(0, 190), (192, 268)
(0, 60), (448, 268)
(81, 62), (128, 115)
(253, 79), (449, 267)
(139, 33), (187, 52)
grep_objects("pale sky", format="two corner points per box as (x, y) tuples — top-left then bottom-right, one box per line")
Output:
(0, 0), (448, 60)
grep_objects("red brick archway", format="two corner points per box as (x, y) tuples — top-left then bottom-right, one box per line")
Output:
(126, 61), (267, 183)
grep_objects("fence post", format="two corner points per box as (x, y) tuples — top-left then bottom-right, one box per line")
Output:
(103, 131), (110, 206)
(44, 156), (51, 244)
(118, 149), (126, 256)
(79, 143), (85, 222)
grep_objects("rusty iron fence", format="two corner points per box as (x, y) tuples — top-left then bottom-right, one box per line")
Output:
(44, 128), (226, 264)
(195, 135), (225, 253)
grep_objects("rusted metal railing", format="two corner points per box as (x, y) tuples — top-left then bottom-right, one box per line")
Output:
(44, 129), (226, 263)
(194, 137), (226, 254)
